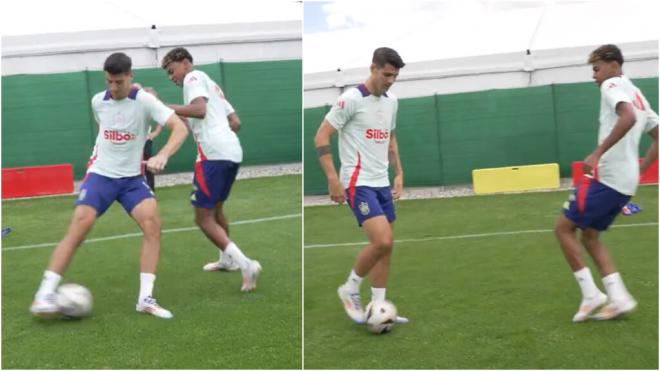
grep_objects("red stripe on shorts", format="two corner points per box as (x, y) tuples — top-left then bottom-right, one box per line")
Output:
(577, 175), (592, 214)
(194, 162), (211, 197)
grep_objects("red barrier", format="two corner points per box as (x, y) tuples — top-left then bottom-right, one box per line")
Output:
(2, 164), (74, 199)
(571, 158), (658, 186)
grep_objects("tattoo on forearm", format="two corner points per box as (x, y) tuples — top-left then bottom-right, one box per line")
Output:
(316, 145), (332, 157)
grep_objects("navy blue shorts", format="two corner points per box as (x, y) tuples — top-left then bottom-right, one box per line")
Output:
(563, 176), (630, 231)
(191, 160), (240, 209)
(345, 186), (396, 227)
(75, 173), (155, 216)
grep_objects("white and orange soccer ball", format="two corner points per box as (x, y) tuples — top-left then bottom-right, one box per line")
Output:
(56, 283), (93, 317)
(365, 300), (397, 334)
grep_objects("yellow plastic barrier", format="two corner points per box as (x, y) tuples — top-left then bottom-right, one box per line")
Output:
(472, 163), (560, 195)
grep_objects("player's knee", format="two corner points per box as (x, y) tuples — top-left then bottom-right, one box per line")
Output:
(580, 233), (598, 249)
(373, 235), (393, 253)
(195, 212), (213, 228)
(73, 211), (96, 228)
(554, 218), (571, 236)
(141, 215), (161, 237)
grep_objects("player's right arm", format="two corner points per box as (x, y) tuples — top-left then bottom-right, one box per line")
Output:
(315, 120), (344, 204)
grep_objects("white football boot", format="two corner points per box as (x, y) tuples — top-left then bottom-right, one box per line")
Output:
(136, 296), (173, 319)
(30, 292), (61, 318)
(240, 260), (262, 292)
(203, 257), (240, 272)
(572, 292), (608, 322)
(337, 284), (366, 324)
(590, 296), (638, 321)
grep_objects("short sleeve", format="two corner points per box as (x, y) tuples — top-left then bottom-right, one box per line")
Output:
(391, 98), (398, 131)
(645, 107), (659, 133)
(601, 79), (631, 110)
(224, 99), (236, 115)
(140, 91), (174, 126)
(183, 71), (209, 105)
(325, 92), (356, 130)
(91, 95), (101, 124)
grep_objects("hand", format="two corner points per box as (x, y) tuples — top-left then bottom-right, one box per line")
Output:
(583, 152), (599, 175)
(328, 177), (345, 204)
(392, 174), (403, 200)
(146, 154), (168, 173)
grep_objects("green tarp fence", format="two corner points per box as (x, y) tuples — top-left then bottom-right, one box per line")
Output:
(304, 78), (658, 195)
(2, 59), (302, 179)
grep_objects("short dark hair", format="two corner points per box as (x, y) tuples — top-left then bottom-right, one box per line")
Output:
(103, 52), (132, 74)
(161, 47), (193, 69)
(588, 44), (624, 65)
(372, 47), (405, 69)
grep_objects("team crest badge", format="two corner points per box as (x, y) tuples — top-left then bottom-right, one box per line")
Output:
(190, 193), (197, 202)
(359, 201), (370, 215)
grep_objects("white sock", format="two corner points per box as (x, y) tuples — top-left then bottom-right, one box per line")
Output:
(219, 249), (233, 264)
(345, 269), (363, 292)
(139, 273), (156, 302)
(573, 267), (601, 299)
(36, 270), (62, 298)
(371, 287), (386, 302)
(602, 272), (631, 302)
(224, 242), (249, 272)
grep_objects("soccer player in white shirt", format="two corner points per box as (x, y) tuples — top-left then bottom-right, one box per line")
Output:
(315, 47), (406, 324)
(30, 52), (189, 319)
(160, 47), (261, 291)
(554, 44), (658, 322)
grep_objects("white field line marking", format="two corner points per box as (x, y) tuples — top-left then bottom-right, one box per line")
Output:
(304, 222), (658, 249)
(2, 213), (301, 252)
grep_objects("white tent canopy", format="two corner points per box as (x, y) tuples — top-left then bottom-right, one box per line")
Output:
(304, 0), (660, 74)
(0, 0), (301, 36)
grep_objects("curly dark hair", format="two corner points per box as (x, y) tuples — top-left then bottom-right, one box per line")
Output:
(161, 47), (193, 69)
(588, 44), (624, 65)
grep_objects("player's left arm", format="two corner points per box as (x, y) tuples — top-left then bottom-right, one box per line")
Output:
(146, 114), (188, 173)
(223, 99), (241, 132)
(640, 126), (658, 174)
(584, 101), (636, 174)
(168, 97), (207, 119)
(389, 131), (404, 200)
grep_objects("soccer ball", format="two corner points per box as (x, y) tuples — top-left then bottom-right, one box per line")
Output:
(56, 283), (93, 317)
(365, 300), (397, 334)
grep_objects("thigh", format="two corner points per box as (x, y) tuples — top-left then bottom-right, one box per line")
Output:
(375, 187), (396, 224)
(191, 161), (240, 209)
(214, 161), (240, 203)
(129, 197), (160, 227)
(563, 178), (630, 231)
(361, 215), (393, 242)
(117, 176), (155, 214)
(75, 173), (119, 217)
(345, 187), (386, 227)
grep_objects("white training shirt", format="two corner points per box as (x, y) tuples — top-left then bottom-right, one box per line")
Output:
(183, 70), (243, 163)
(88, 88), (174, 178)
(597, 75), (659, 195)
(325, 84), (398, 188)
